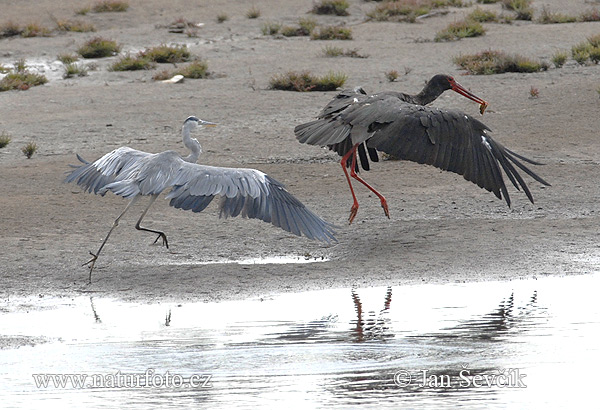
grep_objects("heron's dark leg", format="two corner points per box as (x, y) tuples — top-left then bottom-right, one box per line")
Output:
(340, 146), (360, 224)
(84, 195), (140, 283)
(349, 148), (390, 219)
(135, 194), (169, 249)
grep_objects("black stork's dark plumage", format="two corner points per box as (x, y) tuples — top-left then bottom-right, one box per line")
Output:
(295, 74), (550, 224)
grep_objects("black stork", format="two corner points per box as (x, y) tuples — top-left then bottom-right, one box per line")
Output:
(294, 74), (550, 224)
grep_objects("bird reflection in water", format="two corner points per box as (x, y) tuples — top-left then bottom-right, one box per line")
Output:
(351, 286), (393, 342)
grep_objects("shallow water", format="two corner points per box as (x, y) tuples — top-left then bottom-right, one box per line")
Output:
(1, 274), (598, 409)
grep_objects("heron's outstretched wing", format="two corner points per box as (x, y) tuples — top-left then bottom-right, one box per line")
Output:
(295, 91), (550, 206)
(65, 147), (152, 195)
(165, 162), (337, 242)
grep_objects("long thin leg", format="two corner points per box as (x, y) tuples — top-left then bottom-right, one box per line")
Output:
(135, 194), (169, 248)
(340, 145), (360, 224)
(84, 195), (140, 283)
(349, 150), (390, 219)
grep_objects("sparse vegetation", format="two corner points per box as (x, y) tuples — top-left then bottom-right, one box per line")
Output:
(138, 44), (191, 63)
(21, 23), (53, 37)
(57, 53), (80, 64)
(21, 142), (38, 159)
(322, 45), (368, 58)
(551, 51), (568, 68)
(476, 0), (499, 3)
(367, 0), (467, 23)
(0, 21), (24, 38)
(0, 60), (48, 92)
(77, 37), (121, 58)
(501, 0), (533, 20)
(571, 35), (600, 65)
(246, 6), (261, 19)
(0, 131), (11, 149)
(261, 21), (282, 35)
(109, 54), (156, 71)
(54, 19), (96, 32)
(579, 8), (600, 22)
(537, 6), (577, 24)
(269, 70), (347, 91)
(311, 0), (350, 16)
(152, 60), (210, 81)
(529, 86), (539, 98)
(92, 0), (129, 13)
(64, 63), (89, 78)
(310, 25), (352, 40)
(468, 7), (498, 22)
(217, 13), (229, 23)
(453, 50), (549, 74)
(385, 70), (400, 82)
(75, 7), (91, 16)
(281, 17), (317, 37)
(434, 19), (485, 42)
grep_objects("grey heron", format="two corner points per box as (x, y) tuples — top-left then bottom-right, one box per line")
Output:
(66, 116), (336, 282)
(294, 74), (550, 224)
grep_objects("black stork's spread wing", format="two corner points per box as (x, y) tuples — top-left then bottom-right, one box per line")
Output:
(295, 88), (550, 207)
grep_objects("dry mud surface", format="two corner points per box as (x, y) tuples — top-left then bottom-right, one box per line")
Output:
(1, 0), (599, 303)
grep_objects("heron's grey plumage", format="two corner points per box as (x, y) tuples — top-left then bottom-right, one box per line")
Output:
(295, 86), (550, 207)
(66, 116), (336, 281)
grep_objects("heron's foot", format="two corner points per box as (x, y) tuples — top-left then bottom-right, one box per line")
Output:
(348, 203), (359, 225)
(380, 197), (390, 219)
(83, 251), (98, 284)
(153, 232), (169, 249)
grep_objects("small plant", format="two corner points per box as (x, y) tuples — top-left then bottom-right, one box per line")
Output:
(246, 6), (261, 19)
(0, 21), (23, 38)
(310, 25), (352, 40)
(0, 131), (11, 148)
(269, 70), (347, 91)
(434, 19), (485, 42)
(468, 7), (498, 22)
(537, 6), (577, 24)
(311, 0), (350, 16)
(551, 51), (568, 68)
(109, 54), (156, 71)
(21, 23), (52, 38)
(367, 0), (466, 23)
(77, 37), (121, 58)
(529, 86), (539, 98)
(385, 70), (399, 82)
(477, 0), (499, 3)
(579, 8), (600, 22)
(0, 60), (48, 92)
(64, 63), (89, 78)
(21, 142), (37, 159)
(75, 6), (91, 16)
(501, 0), (533, 20)
(92, 0), (129, 13)
(57, 53), (80, 64)
(138, 44), (191, 63)
(453, 50), (549, 74)
(322, 45), (368, 58)
(261, 21), (281, 35)
(570, 37), (600, 65)
(55, 19), (96, 32)
(152, 60), (210, 81)
(281, 18), (317, 37)
(216, 13), (229, 23)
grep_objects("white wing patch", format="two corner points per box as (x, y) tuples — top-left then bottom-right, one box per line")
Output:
(481, 135), (492, 152)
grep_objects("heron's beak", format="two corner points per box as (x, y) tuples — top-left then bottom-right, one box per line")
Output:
(201, 121), (217, 127)
(450, 81), (488, 115)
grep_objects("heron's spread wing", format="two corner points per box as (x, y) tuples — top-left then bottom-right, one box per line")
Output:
(165, 163), (337, 242)
(295, 91), (549, 206)
(64, 147), (152, 195)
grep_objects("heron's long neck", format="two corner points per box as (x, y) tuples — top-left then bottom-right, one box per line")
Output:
(182, 124), (202, 163)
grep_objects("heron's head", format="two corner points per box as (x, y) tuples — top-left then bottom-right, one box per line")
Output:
(183, 116), (217, 131)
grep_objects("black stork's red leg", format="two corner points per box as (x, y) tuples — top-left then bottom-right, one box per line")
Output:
(340, 146), (360, 224)
(349, 144), (390, 220)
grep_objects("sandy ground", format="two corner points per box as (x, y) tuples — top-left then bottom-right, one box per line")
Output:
(1, 0), (599, 303)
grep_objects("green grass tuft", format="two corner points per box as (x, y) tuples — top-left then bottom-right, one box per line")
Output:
(311, 0), (350, 16)
(21, 142), (38, 159)
(537, 6), (577, 24)
(64, 63), (89, 78)
(55, 19), (96, 32)
(501, 0), (533, 20)
(310, 25), (352, 40)
(152, 60), (210, 81)
(0, 60), (48, 92)
(269, 70), (347, 91)
(246, 6), (261, 19)
(322, 45), (368, 58)
(0, 131), (11, 148)
(216, 13), (229, 23)
(77, 37), (121, 58)
(453, 50), (548, 74)
(138, 44), (191, 63)
(434, 19), (485, 42)
(551, 51), (568, 68)
(468, 7), (498, 22)
(109, 54), (156, 71)
(261, 21), (281, 35)
(92, 0), (129, 13)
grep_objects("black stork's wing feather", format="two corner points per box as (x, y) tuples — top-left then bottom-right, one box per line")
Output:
(295, 90), (550, 206)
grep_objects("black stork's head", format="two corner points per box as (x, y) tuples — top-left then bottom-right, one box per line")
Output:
(421, 74), (488, 114)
